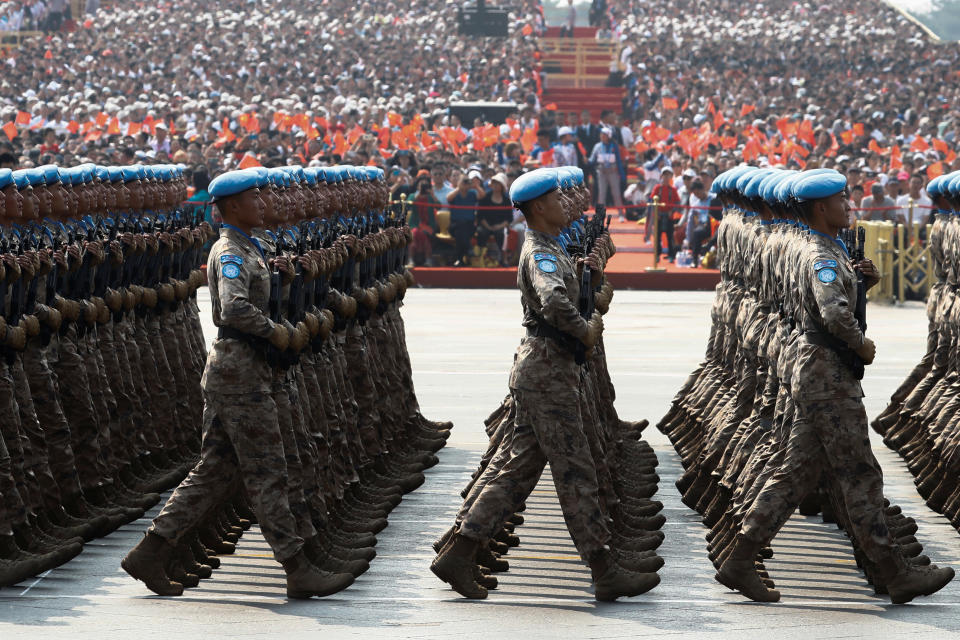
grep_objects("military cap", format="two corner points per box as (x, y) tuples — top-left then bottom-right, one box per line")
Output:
(926, 173), (949, 198)
(209, 169), (262, 201)
(510, 168), (558, 207)
(107, 166), (124, 182)
(11, 170), (30, 189)
(94, 166), (110, 182)
(743, 169), (774, 199)
(762, 170), (797, 203)
(716, 165), (754, 194)
(734, 167), (765, 195)
(946, 171), (960, 197)
(0, 168), (13, 189)
(26, 168), (46, 187)
(302, 168), (318, 185)
(791, 169), (846, 202)
(38, 164), (61, 185)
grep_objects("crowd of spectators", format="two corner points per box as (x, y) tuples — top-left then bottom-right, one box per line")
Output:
(0, 0), (956, 267)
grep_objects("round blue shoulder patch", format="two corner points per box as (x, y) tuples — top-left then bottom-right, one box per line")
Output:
(221, 263), (241, 279)
(817, 268), (837, 283)
(537, 259), (558, 274)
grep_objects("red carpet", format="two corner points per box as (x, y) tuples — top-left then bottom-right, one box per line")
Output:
(411, 218), (720, 290)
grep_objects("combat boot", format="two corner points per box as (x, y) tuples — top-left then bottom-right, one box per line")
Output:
(433, 526), (455, 554)
(189, 534), (220, 569)
(887, 565), (955, 604)
(12, 521), (82, 562)
(306, 536), (369, 577)
(430, 533), (488, 599)
(615, 550), (664, 573)
(476, 544), (509, 573)
(591, 548), (660, 601)
(121, 532), (184, 596)
(715, 535), (780, 602)
(494, 529), (520, 548)
(0, 554), (44, 588)
(282, 551), (354, 599)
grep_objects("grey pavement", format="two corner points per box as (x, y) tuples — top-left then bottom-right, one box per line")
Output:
(2, 289), (959, 639)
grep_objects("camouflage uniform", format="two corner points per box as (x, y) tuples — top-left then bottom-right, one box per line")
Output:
(459, 229), (609, 561)
(150, 226), (302, 562)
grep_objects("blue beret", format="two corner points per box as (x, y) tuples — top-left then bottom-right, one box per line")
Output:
(26, 168), (46, 187)
(329, 166), (344, 183)
(557, 167), (577, 189)
(510, 168), (558, 206)
(716, 165), (754, 194)
(761, 170), (796, 203)
(121, 166), (140, 182)
(209, 169), (262, 201)
(133, 164), (147, 181)
(0, 168), (12, 189)
(38, 164), (61, 185)
(926, 174), (947, 198)
(107, 167), (123, 182)
(734, 168), (765, 195)
(302, 168), (317, 186)
(946, 171), (960, 197)
(94, 166), (110, 182)
(791, 169), (847, 202)
(11, 170), (29, 189)
(774, 172), (802, 203)
(757, 170), (785, 203)
(743, 169), (774, 199)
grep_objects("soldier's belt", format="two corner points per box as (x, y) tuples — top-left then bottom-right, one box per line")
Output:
(803, 330), (865, 381)
(217, 326), (270, 356)
(526, 316), (581, 361)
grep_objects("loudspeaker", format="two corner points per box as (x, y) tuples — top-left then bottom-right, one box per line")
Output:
(448, 101), (518, 126)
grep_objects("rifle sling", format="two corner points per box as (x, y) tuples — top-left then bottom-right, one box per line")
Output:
(803, 329), (865, 381)
(526, 314), (584, 364)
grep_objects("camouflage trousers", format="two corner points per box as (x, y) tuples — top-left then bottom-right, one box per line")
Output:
(150, 390), (303, 562)
(740, 396), (907, 580)
(459, 388), (609, 561)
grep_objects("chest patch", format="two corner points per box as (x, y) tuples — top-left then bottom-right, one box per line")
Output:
(221, 263), (241, 279)
(817, 268), (837, 283)
(537, 259), (558, 274)
(533, 253), (558, 262)
(220, 254), (244, 266)
(814, 259), (837, 271)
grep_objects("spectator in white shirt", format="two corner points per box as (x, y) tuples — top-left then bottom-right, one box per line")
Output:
(896, 174), (933, 226)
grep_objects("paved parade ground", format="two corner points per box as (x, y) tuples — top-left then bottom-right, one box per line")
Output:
(3, 289), (960, 639)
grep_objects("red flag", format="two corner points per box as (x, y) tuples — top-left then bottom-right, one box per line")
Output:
(868, 139), (889, 155)
(332, 132), (348, 156)
(680, 99), (689, 112)
(932, 138), (949, 154)
(910, 136), (930, 152)
(662, 97), (678, 110)
(852, 123), (865, 136)
(740, 104), (755, 118)
(238, 153), (261, 169)
(107, 117), (121, 135)
(15, 111), (30, 126)
(927, 162), (943, 180)
(521, 24), (533, 36)
(519, 127), (537, 152)
(347, 125), (365, 145)
(840, 130), (854, 145)
(95, 112), (109, 127)
(387, 112), (403, 127)
(43, 50), (53, 60)
(66, 120), (79, 135)
(797, 119), (815, 146)
(543, 103), (558, 111)
(2, 122), (17, 140)
(540, 148), (555, 166)
(889, 145), (903, 170)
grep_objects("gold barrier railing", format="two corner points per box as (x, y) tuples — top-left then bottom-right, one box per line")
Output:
(540, 37), (622, 88)
(856, 207), (933, 303)
(0, 31), (45, 49)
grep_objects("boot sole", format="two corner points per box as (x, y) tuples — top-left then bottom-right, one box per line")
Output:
(595, 573), (660, 601)
(120, 558), (184, 596)
(430, 560), (488, 599)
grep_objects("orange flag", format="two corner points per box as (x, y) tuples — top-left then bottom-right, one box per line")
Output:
(107, 117), (121, 135)
(721, 136), (738, 150)
(66, 120), (79, 135)
(238, 154), (261, 169)
(852, 123), (865, 136)
(713, 109), (725, 131)
(932, 138), (949, 154)
(519, 127), (537, 152)
(927, 162), (943, 180)
(540, 148), (555, 166)
(387, 111), (403, 127)
(2, 122), (17, 140)
(15, 111), (30, 126)
(868, 139), (889, 155)
(797, 120), (815, 146)
(521, 24), (533, 36)
(840, 130), (854, 145)
(910, 136), (929, 152)
(43, 50), (53, 60)
(890, 145), (902, 170)
(946, 150), (958, 165)
(347, 125), (365, 145)
(332, 132), (348, 156)
(740, 104), (755, 118)
(95, 112), (109, 127)
(543, 103), (558, 111)
(662, 97), (678, 110)
(126, 122), (141, 136)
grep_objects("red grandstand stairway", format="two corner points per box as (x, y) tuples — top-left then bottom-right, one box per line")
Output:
(539, 26), (625, 121)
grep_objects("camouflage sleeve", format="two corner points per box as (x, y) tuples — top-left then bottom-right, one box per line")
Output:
(809, 252), (864, 350)
(526, 253), (588, 340)
(213, 248), (274, 339)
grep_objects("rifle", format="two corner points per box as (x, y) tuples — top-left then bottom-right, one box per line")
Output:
(266, 242), (284, 369)
(573, 205), (609, 366)
(853, 226), (867, 333)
